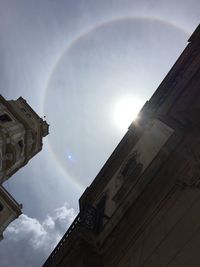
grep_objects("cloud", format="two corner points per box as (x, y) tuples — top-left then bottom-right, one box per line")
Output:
(0, 203), (77, 267)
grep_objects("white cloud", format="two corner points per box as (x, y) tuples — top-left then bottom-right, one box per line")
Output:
(0, 203), (77, 267)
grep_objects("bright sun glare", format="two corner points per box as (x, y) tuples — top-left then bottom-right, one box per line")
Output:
(114, 97), (144, 130)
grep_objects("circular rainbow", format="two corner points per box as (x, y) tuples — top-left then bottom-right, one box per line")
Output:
(42, 16), (191, 189)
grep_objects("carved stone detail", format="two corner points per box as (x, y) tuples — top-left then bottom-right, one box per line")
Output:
(118, 151), (143, 181)
(113, 151), (143, 203)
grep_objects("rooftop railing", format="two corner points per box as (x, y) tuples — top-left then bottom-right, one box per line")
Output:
(43, 205), (99, 266)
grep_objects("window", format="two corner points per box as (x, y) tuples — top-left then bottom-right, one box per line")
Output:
(0, 114), (12, 123)
(18, 140), (24, 154)
(5, 144), (16, 169)
(18, 140), (23, 149)
(0, 203), (4, 212)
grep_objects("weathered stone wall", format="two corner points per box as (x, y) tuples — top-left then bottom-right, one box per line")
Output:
(113, 187), (200, 267)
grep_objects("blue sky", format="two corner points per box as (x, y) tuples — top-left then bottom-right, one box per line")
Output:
(0, 0), (199, 266)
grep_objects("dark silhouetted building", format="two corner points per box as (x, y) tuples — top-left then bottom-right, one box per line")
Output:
(44, 24), (200, 267)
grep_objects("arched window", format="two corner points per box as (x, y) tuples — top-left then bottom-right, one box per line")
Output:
(0, 202), (4, 212)
(18, 140), (24, 155)
(5, 144), (16, 170)
(0, 114), (12, 123)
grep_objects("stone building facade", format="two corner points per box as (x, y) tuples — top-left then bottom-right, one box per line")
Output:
(0, 95), (49, 240)
(43, 24), (200, 267)
(0, 185), (22, 240)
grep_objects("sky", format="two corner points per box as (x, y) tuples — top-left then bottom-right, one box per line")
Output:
(0, 0), (199, 266)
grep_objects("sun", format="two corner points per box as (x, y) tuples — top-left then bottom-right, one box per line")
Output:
(113, 97), (144, 130)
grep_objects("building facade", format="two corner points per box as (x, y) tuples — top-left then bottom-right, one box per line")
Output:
(0, 185), (22, 240)
(44, 24), (200, 267)
(0, 95), (49, 240)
